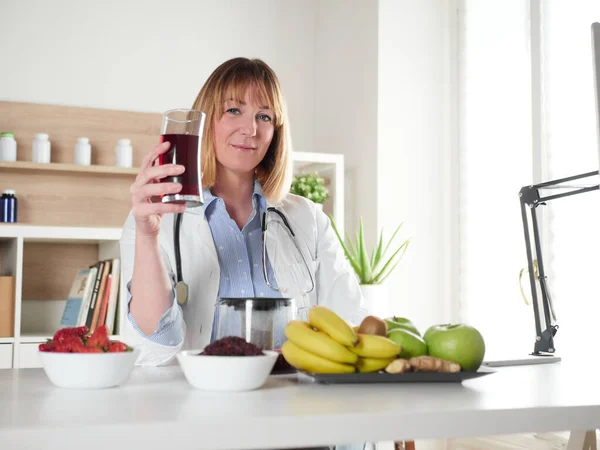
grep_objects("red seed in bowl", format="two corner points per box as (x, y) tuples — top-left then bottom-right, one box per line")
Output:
(200, 336), (264, 356)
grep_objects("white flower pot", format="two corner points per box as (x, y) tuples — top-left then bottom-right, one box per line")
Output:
(359, 284), (389, 319)
(315, 203), (324, 210)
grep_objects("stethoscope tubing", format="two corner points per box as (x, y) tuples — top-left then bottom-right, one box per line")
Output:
(173, 207), (315, 307)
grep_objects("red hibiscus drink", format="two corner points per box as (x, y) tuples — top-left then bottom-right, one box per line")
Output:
(158, 109), (206, 208)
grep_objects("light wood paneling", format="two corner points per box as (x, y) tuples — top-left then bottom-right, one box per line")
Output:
(0, 277), (15, 337)
(22, 242), (98, 301)
(0, 161), (138, 175)
(0, 101), (161, 167)
(1, 170), (133, 227)
(0, 101), (160, 227)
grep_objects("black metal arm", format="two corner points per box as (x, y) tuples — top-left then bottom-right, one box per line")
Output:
(519, 170), (599, 355)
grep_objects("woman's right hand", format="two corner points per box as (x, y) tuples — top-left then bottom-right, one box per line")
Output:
(130, 141), (187, 238)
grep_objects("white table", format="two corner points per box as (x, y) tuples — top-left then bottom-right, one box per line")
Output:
(0, 362), (598, 450)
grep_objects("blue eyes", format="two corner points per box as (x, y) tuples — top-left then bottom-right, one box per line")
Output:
(225, 108), (272, 123)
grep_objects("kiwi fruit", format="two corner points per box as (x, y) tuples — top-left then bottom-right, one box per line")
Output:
(357, 315), (388, 336)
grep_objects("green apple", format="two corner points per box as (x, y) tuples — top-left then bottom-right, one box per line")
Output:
(424, 324), (485, 372)
(423, 324), (446, 342)
(384, 316), (420, 336)
(387, 328), (428, 359)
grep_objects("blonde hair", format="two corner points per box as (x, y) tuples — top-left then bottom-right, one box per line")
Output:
(192, 57), (293, 202)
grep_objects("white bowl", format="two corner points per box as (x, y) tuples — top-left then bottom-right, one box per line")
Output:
(176, 349), (278, 392)
(39, 348), (140, 389)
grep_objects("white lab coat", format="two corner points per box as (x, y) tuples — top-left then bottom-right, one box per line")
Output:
(119, 194), (363, 366)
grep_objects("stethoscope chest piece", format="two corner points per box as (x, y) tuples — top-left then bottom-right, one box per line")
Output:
(174, 212), (189, 307)
(176, 281), (189, 307)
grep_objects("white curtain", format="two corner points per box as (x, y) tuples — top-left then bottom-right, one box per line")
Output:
(458, 0), (600, 358)
(458, 0), (533, 357)
(541, 1), (600, 358)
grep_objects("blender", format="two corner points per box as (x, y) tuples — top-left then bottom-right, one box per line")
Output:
(212, 297), (298, 373)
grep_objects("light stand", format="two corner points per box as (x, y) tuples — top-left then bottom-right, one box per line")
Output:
(519, 170), (599, 356)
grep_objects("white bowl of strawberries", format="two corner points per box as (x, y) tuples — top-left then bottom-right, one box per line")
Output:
(38, 325), (139, 389)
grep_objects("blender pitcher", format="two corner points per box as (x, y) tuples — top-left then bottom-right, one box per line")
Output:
(212, 297), (296, 350)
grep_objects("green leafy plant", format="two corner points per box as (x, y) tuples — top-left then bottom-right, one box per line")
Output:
(330, 216), (410, 285)
(290, 173), (329, 204)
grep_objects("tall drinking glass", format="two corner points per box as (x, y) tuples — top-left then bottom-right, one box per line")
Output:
(158, 109), (206, 207)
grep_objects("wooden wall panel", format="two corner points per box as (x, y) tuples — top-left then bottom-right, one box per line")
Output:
(0, 101), (162, 167)
(0, 101), (163, 227)
(22, 243), (98, 301)
(0, 169), (132, 227)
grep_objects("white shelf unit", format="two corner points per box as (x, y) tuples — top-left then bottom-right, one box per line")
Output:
(0, 226), (124, 368)
(0, 151), (344, 369)
(292, 152), (345, 237)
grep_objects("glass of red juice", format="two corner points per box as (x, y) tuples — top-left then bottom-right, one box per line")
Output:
(158, 109), (206, 207)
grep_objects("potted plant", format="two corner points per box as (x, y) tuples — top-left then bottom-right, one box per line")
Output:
(329, 216), (410, 317)
(290, 173), (329, 208)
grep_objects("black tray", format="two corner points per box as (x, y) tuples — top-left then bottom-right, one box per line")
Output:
(300, 367), (495, 384)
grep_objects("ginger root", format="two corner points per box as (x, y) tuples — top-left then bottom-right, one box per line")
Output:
(385, 358), (412, 374)
(409, 355), (461, 373)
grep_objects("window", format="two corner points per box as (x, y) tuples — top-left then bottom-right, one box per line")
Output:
(540, 1), (600, 357)
(457, 1), (600, 358)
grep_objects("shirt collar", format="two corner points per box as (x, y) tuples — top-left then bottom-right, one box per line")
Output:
(202, 178), (267, 217)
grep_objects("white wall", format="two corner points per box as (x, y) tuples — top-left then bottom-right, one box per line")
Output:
(313, 1), (379, 244)
(0, 0), (317, 154)
(0, 0), (381, 258)
(1, 0), (454, 331)
(377, 0), (455, 330)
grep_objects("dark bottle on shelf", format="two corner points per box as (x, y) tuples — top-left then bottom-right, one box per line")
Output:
(0, 190), (17, 223)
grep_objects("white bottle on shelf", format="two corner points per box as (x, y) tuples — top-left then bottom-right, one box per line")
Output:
(115, 139), (133, 168)
(74, 137), (91, 165)
(0, 132), (17, 161)
(32, 133), (51, 163)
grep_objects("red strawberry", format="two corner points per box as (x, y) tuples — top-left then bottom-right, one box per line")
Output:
(87, 325), (110, 350)
(53, 326), (88, 344)
(69, 338), (92, 353)
(54, 336), (84, 353)
(39, 341), (55, 352)
(108, 341), (129, 353)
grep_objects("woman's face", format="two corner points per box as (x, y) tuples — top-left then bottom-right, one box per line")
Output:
(213, 87), (275, 177)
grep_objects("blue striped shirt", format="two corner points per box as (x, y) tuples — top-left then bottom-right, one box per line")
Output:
(204, 180), (280, 300)
(127, 180), (281, 346)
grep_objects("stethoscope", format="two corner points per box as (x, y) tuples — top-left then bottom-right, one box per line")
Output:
(173, 207), (315, 306)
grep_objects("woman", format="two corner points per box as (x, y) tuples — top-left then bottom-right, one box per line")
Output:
(120, 57), (363, 366)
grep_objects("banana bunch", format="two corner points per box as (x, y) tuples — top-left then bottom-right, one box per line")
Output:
(351, 334), (402, 373)
(282, 306), (403, 374)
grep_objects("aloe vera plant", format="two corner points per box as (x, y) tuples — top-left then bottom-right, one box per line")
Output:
(330, 216), (410, 284)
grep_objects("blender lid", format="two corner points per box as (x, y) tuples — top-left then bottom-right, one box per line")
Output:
(217, 297), (294, 311)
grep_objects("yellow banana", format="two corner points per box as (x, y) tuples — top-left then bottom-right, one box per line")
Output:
(356, 356), (396, 373)
(282, 341), (355, 374)
(307, 306), (358, 347)
(285, 321), (358, 364)
(350, 334), (402, 359)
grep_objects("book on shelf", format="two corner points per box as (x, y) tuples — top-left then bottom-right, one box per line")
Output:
(90, 261), (111, 332)
(105, 259), (120, 335)
(77, 266), (98, 326)
(85, 260), (105, 328)
(60, 268), (96, 327)
(60, 258), (121, 334)
(97, 274), (112, 329)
